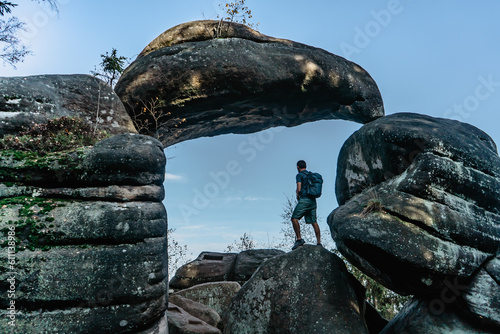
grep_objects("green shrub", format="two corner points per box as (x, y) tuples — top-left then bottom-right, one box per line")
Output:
(0, 117), (109, 154)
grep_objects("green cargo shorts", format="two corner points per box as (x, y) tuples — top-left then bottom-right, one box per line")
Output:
(291, 197), (317, 224)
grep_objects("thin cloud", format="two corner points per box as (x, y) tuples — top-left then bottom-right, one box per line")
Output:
(244, 196), (274, 201)
(165, 173), (187, 182)
(216, 196), (274, 205)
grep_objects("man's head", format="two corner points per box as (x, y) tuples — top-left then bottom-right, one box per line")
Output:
(297, 160), (307, 171)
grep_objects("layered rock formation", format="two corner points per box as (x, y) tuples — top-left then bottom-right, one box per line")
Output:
(0, 134), (168, 334)
(329, 113), (500, 332)
(0, 74), (136, 136)
(115, 20), (384, 147)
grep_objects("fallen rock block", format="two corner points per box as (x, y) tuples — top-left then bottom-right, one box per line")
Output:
(173, 282), (241, 316)
(169, 252), (238, 290)
(167, 303), (221, 334)
(170, 294), (222, 329)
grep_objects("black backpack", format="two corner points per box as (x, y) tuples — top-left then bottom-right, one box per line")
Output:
(303, 171), (323, 198)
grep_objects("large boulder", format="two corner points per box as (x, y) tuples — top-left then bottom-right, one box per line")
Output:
(0, 134), (168, 333)
(380, 298), (498, 334)
(329, 113), (500, 296)
(334, 112), (500, 206)
(223, 245), (369, 334)
(0, 74), (136, 136)
(115, 20), (384, 147)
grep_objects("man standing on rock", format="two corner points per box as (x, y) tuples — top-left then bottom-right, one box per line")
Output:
(291, 160), (322, 250)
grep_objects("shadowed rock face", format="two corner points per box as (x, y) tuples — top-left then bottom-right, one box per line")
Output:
(115, 20), (384, 147)
(0, 74), (136, 136)
(380, 298), (498, 334)
(328, 113), (500, 330)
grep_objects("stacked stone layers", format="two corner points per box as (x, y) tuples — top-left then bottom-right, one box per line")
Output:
(329, 113), (500, 331)
(0, 134), (168, 334)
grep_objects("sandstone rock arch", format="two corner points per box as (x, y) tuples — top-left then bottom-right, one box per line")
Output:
(115, 20), (385, 148)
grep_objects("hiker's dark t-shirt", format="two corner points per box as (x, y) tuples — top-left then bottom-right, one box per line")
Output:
(296, 170), (310, 199)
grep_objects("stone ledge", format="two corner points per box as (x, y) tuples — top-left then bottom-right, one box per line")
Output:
(0, 237), (167, 306)
(0, 184), (165, 202)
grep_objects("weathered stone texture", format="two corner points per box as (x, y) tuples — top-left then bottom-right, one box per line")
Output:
(329, 113), (500, 296)
(223, 245), (368, 334)
(0, 74), (136, 136)
(170, 252), (237, 290)
(167, 303), (222, 334)
(0, 134), (168, 333)
(169, 294), (222, 330)
(380, 298), (498, 334)
(0, 133), (166, 187)
(329, 112), (500, 332)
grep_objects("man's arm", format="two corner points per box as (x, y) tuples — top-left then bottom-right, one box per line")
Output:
(296, 182), (301, 200)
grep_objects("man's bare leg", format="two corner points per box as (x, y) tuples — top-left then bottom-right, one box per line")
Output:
(291, 218), (302, 240)
(312, 223), (321, 244)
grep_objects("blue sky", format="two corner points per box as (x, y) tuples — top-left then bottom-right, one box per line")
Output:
(2, 1), (500, 258)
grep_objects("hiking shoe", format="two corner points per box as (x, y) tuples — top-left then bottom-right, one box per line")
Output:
(292, 239), (305, 250)
(317, 243), (323, 248)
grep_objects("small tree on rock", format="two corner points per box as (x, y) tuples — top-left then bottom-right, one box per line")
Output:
(91, 48), (128, 87)
(215, 0), (259, 37)
(225, 232), (256, 252)
(217, 0), (258, 29)
(167, 228), (190, 279)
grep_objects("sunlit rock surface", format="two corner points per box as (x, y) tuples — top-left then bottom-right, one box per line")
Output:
(115, 20), (384, 147)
